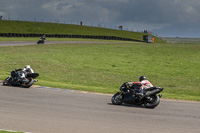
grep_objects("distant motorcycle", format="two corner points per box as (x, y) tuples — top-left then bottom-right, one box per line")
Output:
(3, 70), (39, 88)
(37, 38), (45, 44)
(111, 82), (164, 108)
(37, 35), (46, 44)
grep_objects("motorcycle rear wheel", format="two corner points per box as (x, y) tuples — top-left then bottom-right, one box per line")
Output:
(111, 92), (123, 105)
(22, 78), (34, 88)
(144, 94), (160, 108)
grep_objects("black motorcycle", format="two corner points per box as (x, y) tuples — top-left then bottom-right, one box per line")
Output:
(37, 35), (46, 44)
(37, 38), (45, 44)
(3, 70), (39, 88)
(111, 82), (164, 108)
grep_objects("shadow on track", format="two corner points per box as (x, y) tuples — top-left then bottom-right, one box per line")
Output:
(107, 103), (153, 109)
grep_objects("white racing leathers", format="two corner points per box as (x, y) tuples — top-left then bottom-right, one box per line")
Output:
(21, 68), (34, 78)
(141, 80), (153, 92)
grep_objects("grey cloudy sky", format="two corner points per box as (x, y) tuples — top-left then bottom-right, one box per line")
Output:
(1, 0), (200, 37)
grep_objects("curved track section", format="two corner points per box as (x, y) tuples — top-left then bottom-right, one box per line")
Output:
(0, 85), (200, 133)
(0, 41), (111, 46)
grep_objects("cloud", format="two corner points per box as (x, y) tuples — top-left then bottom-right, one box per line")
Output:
(115, 0), (200, 23)
(1, 0), (200, 24)
(41, 0), (120, 23)
(1, 0), (200, 37)
(152, 22), (200, 37)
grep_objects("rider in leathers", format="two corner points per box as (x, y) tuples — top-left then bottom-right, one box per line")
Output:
(138, 76), (153, 94)
(124, 76), (153, 97)
(15, 65), (34, 82)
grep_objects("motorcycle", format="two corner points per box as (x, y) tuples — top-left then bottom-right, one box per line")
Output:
(37, 38), (45, 44)
(3, 70), (39, 88)
(111, 82), (164, 108)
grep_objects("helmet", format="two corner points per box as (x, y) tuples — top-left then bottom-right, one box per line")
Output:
(25, 65), (30, 68)
(139, 76), (146, 82)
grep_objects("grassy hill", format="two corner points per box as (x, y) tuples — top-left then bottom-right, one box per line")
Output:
(0, 20), (164, 43)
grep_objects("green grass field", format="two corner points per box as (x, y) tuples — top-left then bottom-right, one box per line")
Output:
(0, 20), (165, 43)
(0, 39), (199, 101)
(0, 20), (144, 39)
(0, 131), (23, 133)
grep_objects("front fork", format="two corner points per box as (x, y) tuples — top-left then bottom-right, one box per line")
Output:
(116, 92), (124, 101)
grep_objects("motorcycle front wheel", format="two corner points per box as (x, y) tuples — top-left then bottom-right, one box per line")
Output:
(3, 77), (10, 86)
(144, 94), (160, 108)
(111, 92), (123, 105)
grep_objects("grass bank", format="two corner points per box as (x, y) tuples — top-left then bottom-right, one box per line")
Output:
(0, 40), (199, 101)
(0, 20), (165, 43)
(0, 37), (134, 43)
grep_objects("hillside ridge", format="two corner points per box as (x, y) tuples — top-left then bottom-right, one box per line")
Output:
(0, 20), (164, 43)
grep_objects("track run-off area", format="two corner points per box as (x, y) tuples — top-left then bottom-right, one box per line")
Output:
(0, 84), (200, 133)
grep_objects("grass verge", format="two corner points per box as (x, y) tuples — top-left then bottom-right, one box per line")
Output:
(0, 130), (23, 133)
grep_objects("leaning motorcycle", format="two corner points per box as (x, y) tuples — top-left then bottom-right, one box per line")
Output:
(111, 82), (164, 108)
(37, 38), (45, 44)
(3, 70), (39, 88)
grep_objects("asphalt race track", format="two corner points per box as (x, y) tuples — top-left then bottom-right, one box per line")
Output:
(0, 41), (111, 47)
(0, 84), (200, 133)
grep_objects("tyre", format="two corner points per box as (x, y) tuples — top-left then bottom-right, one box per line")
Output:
(22, 78), (34, 88)
(3, 77), (10, 86)
(111, 92), (123, 105)
(144, 94), (160, 108)
(37, 40), (42, 44)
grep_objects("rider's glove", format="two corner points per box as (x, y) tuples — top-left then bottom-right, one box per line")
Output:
(126, 82), (133, 88)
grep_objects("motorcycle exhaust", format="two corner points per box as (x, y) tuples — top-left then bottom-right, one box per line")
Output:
(145, 88), (163, 97)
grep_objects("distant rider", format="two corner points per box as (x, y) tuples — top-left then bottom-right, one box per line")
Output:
(41, 35), (46, 41)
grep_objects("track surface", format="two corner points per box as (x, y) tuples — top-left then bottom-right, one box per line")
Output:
(0, 85), (200, 133)
(0, 41), (111, 46)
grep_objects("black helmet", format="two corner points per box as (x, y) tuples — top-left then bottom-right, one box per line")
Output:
(139, 76), (146, 82)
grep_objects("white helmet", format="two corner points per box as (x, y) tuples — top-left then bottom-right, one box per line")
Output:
(25, 65), (30, 68)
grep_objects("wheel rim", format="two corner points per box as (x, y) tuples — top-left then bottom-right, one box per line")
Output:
(144, 95), (160, 108)
(3, 78), (9, 85)
(112, 93), (123, 104)
(149, 96), (157, 104)
(22, 78), (32, 86)
(3, 80), (7, 85)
